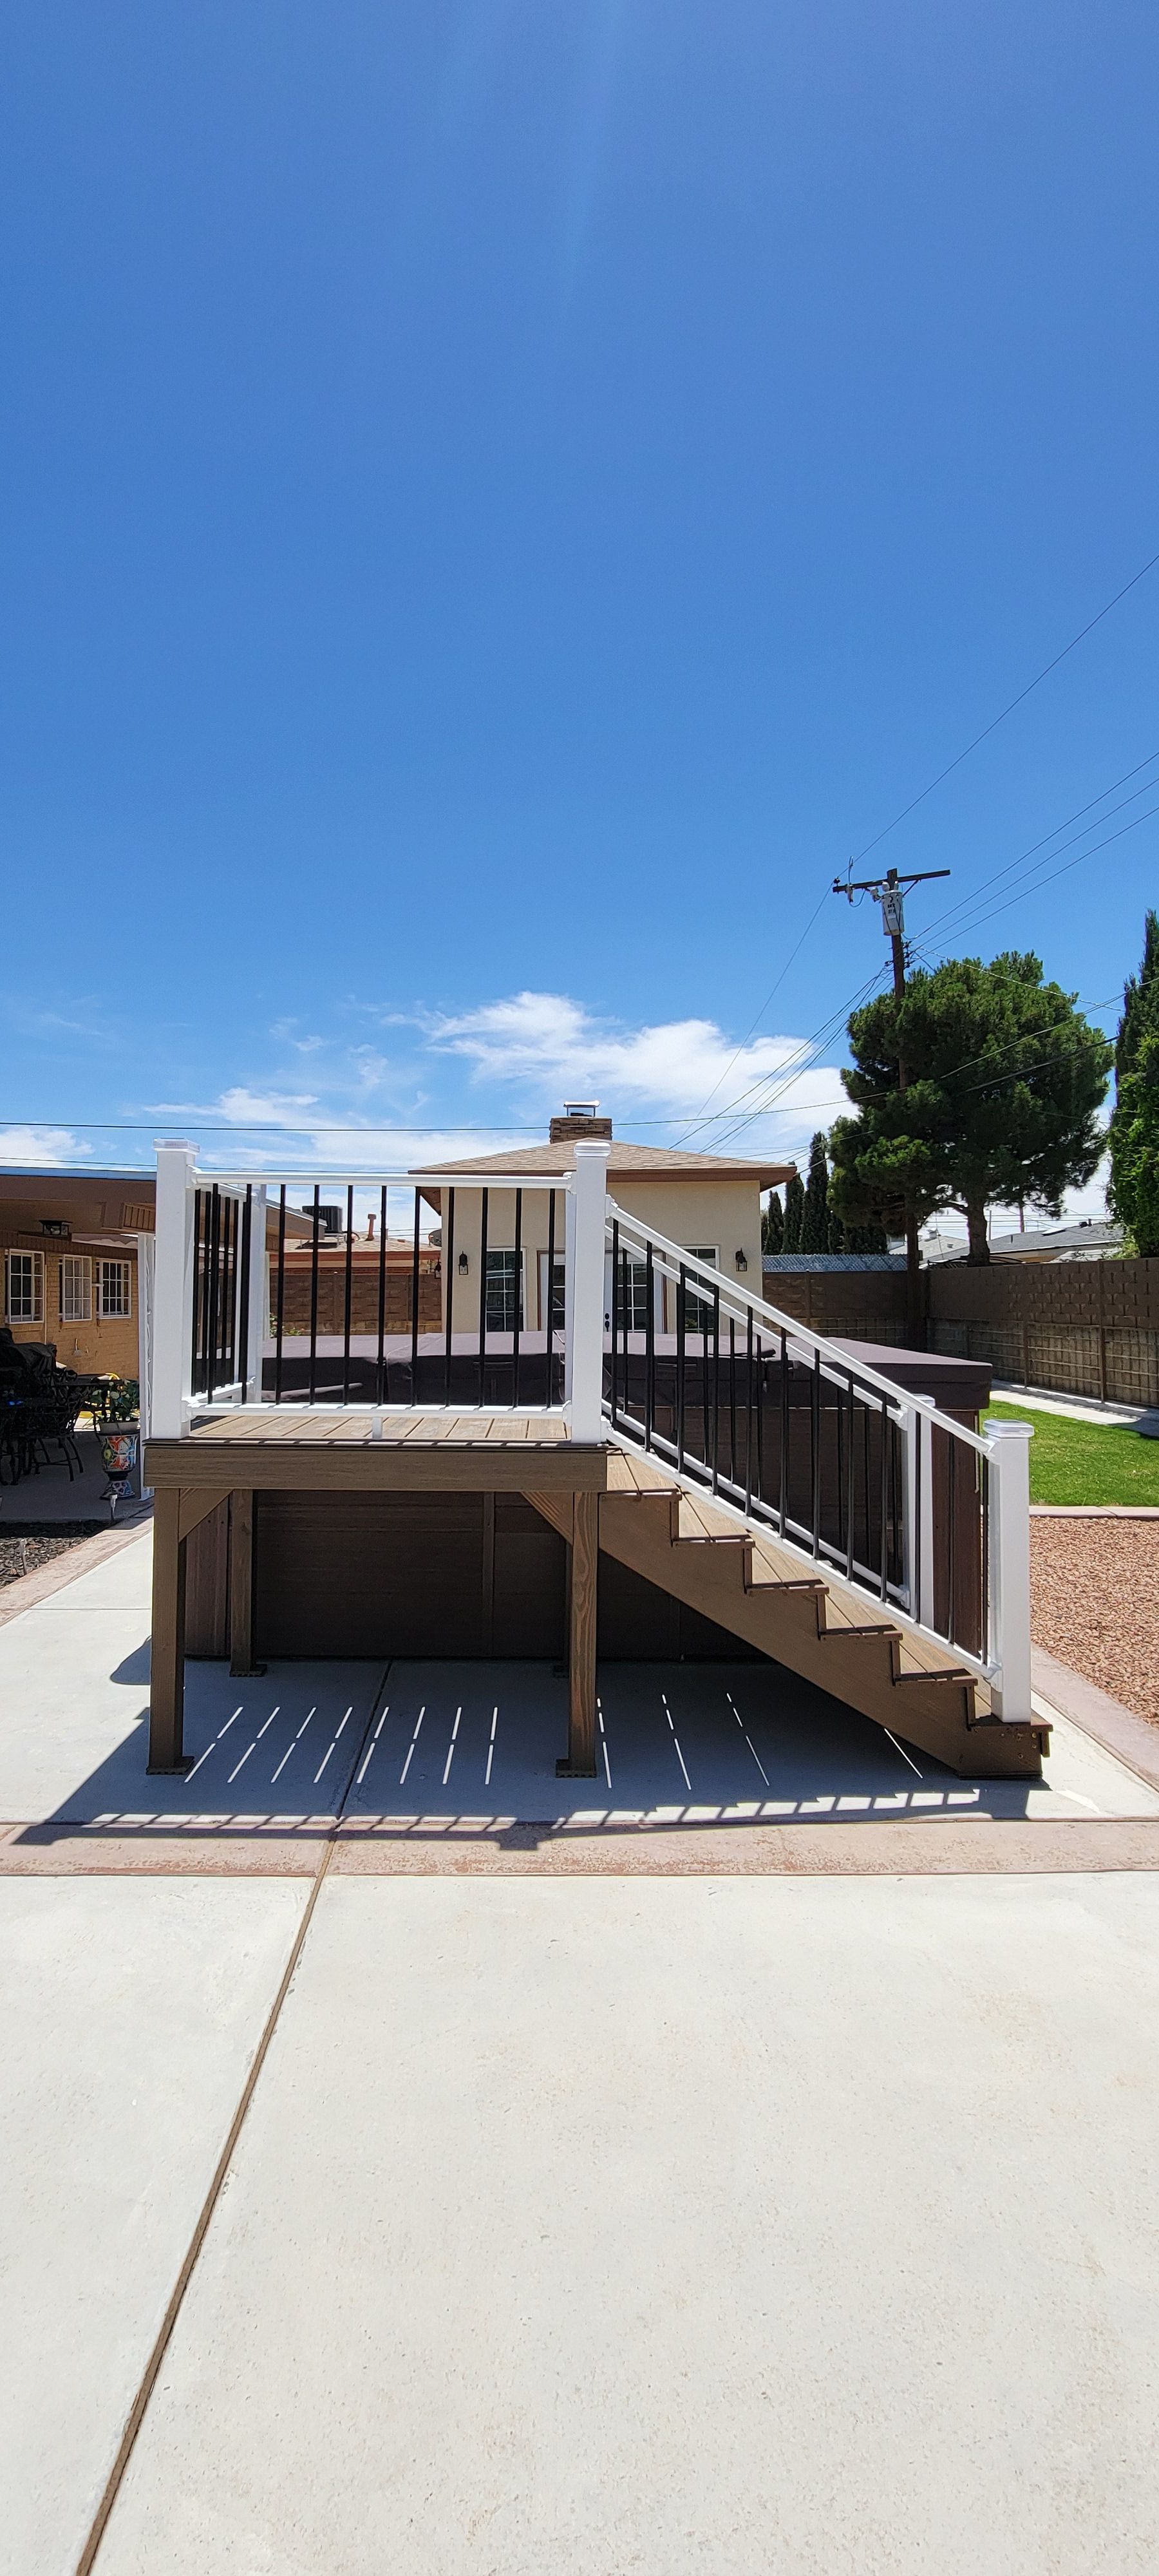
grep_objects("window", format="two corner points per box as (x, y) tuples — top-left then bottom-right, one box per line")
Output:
(97, 1258), (132, 1319)
(681, 1247), (720, 1334)
(59, 1254), (92, 1322)
(5, 1249), (44, 1325)
(539, 1252), (566, 1332)
(484, 1248), (523, 1333)
(610, 1257), (652, 1332)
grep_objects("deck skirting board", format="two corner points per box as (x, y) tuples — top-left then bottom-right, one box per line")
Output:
(144, 1439), (610, 1495)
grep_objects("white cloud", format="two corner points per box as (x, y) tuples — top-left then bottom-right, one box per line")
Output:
(428, 990), (842, 1159)
(0, 1125), (90, 1167)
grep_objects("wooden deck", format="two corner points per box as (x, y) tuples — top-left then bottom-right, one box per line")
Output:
(146, 1410), (606, 1495)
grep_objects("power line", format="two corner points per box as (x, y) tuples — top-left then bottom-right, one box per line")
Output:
(912, 753), (1159, 953)
(909, 797), (1159, 963)
(674, 884), (833, 1137)
(849, 544), (1159, 868)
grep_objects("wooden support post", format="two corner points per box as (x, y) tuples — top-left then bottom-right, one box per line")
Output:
(229, 1490), (265, 1676)
(147, 1487), (191, 1772)
(558, 1488), (598, 1776)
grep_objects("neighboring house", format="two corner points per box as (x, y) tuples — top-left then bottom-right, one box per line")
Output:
(0, 1170), (151, 1383)
(420, 1106), (795, 1336)
(925, 1219), (1124, 1266)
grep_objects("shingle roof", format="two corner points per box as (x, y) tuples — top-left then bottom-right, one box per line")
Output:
(417, 1141), (795, 1186)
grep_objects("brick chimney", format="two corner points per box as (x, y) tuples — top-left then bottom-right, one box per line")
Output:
(549, 1102), (612, 1143)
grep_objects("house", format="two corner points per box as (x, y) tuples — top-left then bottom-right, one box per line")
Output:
(0, 1171), (153, 1387)
(422, 1105), (795, 1336)
(924, 1218), (1124, 1265)
(0, 1170), (312, 1410)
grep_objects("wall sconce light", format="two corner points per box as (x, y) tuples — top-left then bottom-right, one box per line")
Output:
(735, 1248), (748, 1273)
(458, 1251), (469, 1274)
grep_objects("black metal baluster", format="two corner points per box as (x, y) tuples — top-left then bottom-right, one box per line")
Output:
(512, 1188), (523, 1410)
(845, 1370), (856, 1582)
(477, 1188), (489, 1406)
(913, 1413), (923, 1625)
(621, 1240), (630, 1424)
(610, 1219), (620, 1426)
(946, 1428), (957, 1644)
(342, 1184), (353, 1405)
(710, 1285), (721, 1493)
(189, 1190), (202, 1393)
(544, 1187), (557, 1405)
(728, 1318), (737, 1491)
(879, 1397), (890, 1599)
(224, 1196), (237, 1385)
(811, 1347), (822, 1559)
(205, 1184), (221, 1401)
(410, 1187), (420, 1405)
(778, 1327), (789, 1539)
(755, 1332), (765, 1506)
(274, 1186), (287, 1403)
(443, 1189), (457, 1404)
(676, 1264), (687, 1473)
(376, 1184), (388, 1404)
(645, 1240), (655, 1450)
(237, 1184), (252, 1398)
(308, 1184), (320, 1405)
(744, 1309), (754, 1515)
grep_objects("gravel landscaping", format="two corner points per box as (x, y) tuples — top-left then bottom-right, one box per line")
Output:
(1031, 1518), (1159, 1725)
(0, 1531), (93, 1591)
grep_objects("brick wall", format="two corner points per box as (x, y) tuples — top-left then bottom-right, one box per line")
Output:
(276, 1264), (442, 1337)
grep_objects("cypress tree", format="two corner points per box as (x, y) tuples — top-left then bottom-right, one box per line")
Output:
(762, 1190), (784, 1254)
(800, 1133), (830, 1253)
(1115, 909), (1159, 1082)
(1109, 912), (1159, 1256)
(782, 1168), (806, 1255)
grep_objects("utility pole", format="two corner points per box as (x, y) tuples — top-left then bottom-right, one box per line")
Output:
(833, 863), (950, 1347)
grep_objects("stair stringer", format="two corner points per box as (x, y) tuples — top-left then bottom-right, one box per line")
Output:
(525, 1479), (1046, 1783)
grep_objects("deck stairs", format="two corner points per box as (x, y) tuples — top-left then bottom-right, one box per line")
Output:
(531, 1444), (1048, 1781)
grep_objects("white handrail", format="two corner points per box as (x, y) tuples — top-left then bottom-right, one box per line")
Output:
(188, 1167), (574, 1193)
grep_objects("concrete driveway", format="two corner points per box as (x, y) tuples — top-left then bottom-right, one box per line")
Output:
(77, 1872), (1159, 2574)
(5, 1533), (1159, 2572)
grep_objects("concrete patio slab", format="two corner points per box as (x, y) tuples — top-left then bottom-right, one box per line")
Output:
(93, 1871), (1159, 2575)
(0, 1874), (307, 2576)
(0, 1427), (146, 1526)
(342, 1656), (1159, 1831)
(0, 1526), (384, 1828)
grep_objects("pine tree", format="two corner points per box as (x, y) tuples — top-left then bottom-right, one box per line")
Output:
(800, 1133), (829, 1253)
(762, 1190), (784, 1254)
(829, 952), (1111, 1264)
(827, 1206), (846, 1253)
(782, 1168), (805, 1254)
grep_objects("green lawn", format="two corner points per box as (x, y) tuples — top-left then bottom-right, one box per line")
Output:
(983, 1399), (1159, 1506)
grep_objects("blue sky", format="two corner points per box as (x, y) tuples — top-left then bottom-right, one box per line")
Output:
(3, 0), (1157, 1215)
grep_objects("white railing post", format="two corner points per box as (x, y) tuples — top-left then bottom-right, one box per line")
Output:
(986, 1419), (1033, 1721)
(901, 1403), (936, 1627)
(568, 1141), (610, 1442)
(153, 1142), (196, 1438)
(245, 1184), (267, 1405)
